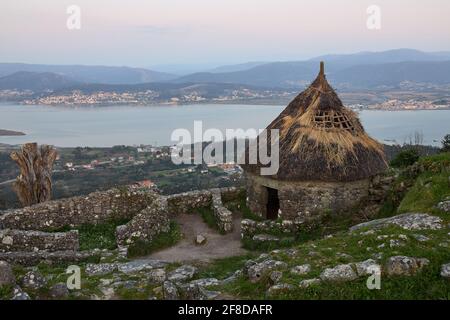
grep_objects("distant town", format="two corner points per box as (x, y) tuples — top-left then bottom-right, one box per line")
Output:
(1, 83), (449, 110)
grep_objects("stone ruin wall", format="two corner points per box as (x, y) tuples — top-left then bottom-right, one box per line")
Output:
(0, 186), (242, 264)
(0, 187), (157, 231)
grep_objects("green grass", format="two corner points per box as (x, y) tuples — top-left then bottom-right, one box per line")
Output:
(127, 221), (182, 258)
(198, 207), (222, 233)
(217, 224), (450, 299)
(196, 254), (256, 279)
(0, 285), (13, 300)
(223, 189), (264, 221)
(398, 170), (450, 214)
(77, 219), (131, 251)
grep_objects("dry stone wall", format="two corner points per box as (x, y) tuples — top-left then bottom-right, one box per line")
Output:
(0, 229), (79, 253)
(0, 187), (158, 231)
(116, 197), (170, 246)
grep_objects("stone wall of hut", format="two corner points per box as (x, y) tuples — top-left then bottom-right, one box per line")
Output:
(245, 172), (370, 223)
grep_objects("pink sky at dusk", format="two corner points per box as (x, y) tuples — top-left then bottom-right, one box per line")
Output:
(1, 0), (450, 67)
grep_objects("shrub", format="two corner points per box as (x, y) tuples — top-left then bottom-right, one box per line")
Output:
(441, 134), (450, 152)
(390, 148), (420, 168)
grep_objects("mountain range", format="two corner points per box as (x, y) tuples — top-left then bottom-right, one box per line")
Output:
(1, 49), (450, 92)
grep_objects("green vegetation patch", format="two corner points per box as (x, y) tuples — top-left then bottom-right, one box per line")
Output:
(127, 221), (182, 258)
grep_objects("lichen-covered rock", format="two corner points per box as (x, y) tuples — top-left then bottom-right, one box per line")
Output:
(266, 283), (294, 297)
(355, 259), (380, 276)
(0, 260), (15, 286)
(299, 278), (321, 288)
(86, 263), (117, 276)
(21, 270), (47, 290)
(385, 256), (430, 276)
(162, 281), (179, 300)
(269, 271), (283, 284)
(147, 269), (166, 285)
(350, 213), (443, 232)
(189, 278), (220, 287)
(195, 234), (207, 245)
(436, 200), (450, 213)
(49, 283), (70, 299)
(11, 286), (30, 300)
(440, 263), (450, 279)
(118, 260), (168, 274)
(167, 265), (197, 283)
(290, 264), (312, 276)
(252, 234), (280, 242)
(320, 264), (358, 282)
(247, 259), (288, 283)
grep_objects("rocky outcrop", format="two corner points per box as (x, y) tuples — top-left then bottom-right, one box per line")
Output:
(0, 229), (79, 253)
(350, 213), (443, 232)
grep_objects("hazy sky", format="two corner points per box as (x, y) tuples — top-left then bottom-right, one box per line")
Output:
(1, 0), (450, 67)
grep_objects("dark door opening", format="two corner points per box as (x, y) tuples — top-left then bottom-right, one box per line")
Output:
(266, 187), (279, 220)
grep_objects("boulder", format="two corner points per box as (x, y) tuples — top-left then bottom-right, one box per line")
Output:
(290, 264), (311, 276)
(252, 234), (280, 242)
(167, 265), (197, 283)
(436, 200), (450, 213)
(269, 271), (283, 284)
(320, 264), (358, 282)
(147, 268), (166, 285)
(299, 278), (321, 288)
(355, 259), (380, 276)
(266, 284), (294, 297)
(117, 260), (168, 274)
(11, 286), (30, 300)
(440, 263), (450, 279)
(195, 234), (207, 246)
(21, 270), (47, 290)
(385, 256), (430, 276)
(247, 259), (288, 283)
(162, 281), (179, 300)
(86, 263), (117, 276)
(0, 260), (15, 286)
(49, 283), (70, 299)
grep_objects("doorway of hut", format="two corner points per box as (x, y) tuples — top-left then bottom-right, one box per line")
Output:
(265, 187), (279, 220)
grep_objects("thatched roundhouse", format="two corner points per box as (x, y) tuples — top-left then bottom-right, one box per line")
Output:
(242, 62), (387, 222)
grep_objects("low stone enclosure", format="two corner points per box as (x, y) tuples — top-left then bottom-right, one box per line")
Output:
(0, 186), (240, 265)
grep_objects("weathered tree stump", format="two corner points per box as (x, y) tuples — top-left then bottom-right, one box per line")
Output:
(10, 143), (57, 207)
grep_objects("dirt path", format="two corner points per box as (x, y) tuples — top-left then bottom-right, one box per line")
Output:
(138, 213), (247, 263)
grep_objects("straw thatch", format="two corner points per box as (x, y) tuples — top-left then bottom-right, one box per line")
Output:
(242, 62), (387, 182)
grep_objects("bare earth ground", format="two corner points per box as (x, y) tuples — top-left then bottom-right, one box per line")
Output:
(139, 213), (247, 263)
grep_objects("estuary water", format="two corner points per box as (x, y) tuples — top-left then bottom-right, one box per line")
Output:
(0, 104), (449, 147)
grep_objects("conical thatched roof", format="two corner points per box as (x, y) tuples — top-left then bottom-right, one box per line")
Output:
(242, 62), (387, 182)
